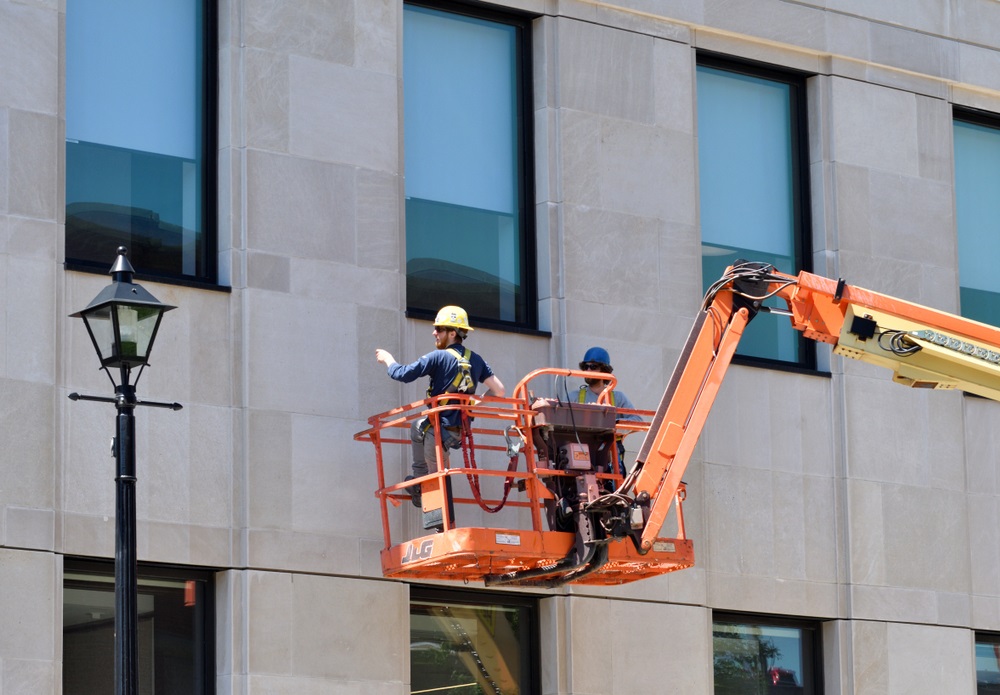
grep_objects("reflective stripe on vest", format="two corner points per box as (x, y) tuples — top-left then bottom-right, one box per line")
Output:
(578, 385), (615, 406)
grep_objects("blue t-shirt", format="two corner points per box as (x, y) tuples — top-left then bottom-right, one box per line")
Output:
(387, 343), (495, 429)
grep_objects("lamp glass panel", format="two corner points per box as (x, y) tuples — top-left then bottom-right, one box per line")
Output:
(84, 306), (116, 362)
(116, 304), (162, 359)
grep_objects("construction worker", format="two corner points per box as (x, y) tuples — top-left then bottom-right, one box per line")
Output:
(577, 346), (640, 476)
(375, 306), (505, 509)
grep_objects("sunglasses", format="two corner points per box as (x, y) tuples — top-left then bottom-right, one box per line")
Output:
(581, 363), (607, 371)
(433, 326), (453, 334)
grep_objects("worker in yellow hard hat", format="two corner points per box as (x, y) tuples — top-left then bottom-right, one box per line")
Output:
(375, 306), (505, 522)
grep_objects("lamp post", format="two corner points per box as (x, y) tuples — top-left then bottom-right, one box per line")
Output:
(69, 247), (181, 695)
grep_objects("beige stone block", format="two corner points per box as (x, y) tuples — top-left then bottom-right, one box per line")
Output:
(245, 290), (349, 416)
(288, 56), (398, 171)
(246, 572), (406, 684)
(245, 48), (290, 152)
(356, 168), (401, 272)
(3, 657), (57, 694)
(9, 110), (57, 220)
(824, 0), (948, 35)
(830, 77), (920, 176)
(59, 512), (113, 557)
(0, 549), (56, 660)
(954, 0), (1000, 47)
(562, 596), (711, 693)
(653, 41), (695, 135)
(246, 150), (356, 261)
(936, 591), (971, 626)
(248, 252), (291, 292)
(247, 674), (401, 694)
(5, 507), (54, 551)
(0, 379), (54, 509)
(824, 12), (872, 62)
(244, 0), (353, 64)
(561, 207), (662, 309)
(869, 22), (958, 80)
(555, 17), (655, 123)
(247, 528), (361, 576)
(355, 0), (397, 76)
(916, 94), (954, 182)
(850, 584), (938, 623)
(956, 43), (1000, 94)
(557, 109), (602, 206)
(0, 2), (58, 114)
(868, 173), (954, 266)
(217, 47), (238, 150)
(704, 0), (827, 53)
(972, 595), (1000, 631)
(851, 620), (889, 695)
(882, 485), (970, 592)
(7, 216), (56, 260)
(966, 406), (1000, 496)
(248, 409), (293, 529)
(886, 622), (975, 694)
(846, 479), (887, 586)
(599, 120), (695, 222)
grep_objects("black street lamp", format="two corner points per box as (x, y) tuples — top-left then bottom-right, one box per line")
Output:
(69, 247), (181, 695)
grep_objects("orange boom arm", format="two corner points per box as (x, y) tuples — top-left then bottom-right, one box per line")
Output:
(624, 261), (1000, 552)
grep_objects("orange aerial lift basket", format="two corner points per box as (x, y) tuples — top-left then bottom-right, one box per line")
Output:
(354, 368), (694, 587)
(358, 261), (1000, 587)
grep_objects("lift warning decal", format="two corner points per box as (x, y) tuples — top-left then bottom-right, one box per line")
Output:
(401, 538), (435, 564)
(496, 533), (520, 546)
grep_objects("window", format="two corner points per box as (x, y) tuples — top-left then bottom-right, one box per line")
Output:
(954, 111), (1000, 327)
(403, 2), (534, 329)
(977, 633), (1000, 694)
(63, 559), (215, 694)
(713, 614), (820, 694)
(65, 0), (216, 284)
(410, 586), (538, 695)
(697, 57), (811, 365)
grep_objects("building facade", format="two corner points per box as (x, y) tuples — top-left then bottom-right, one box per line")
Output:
(3, 0), (1000, 692)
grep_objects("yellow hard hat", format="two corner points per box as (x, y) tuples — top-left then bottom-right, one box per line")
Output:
(434, 305), (473, 332)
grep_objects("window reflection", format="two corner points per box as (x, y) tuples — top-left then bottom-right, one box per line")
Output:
(410, 589), (535, 695)
(713, 617), (816, 694)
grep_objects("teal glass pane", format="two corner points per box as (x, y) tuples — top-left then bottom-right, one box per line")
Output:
(955, 119), (1000, 328)
(697, 65), (801, 362)
(404, 5), (525, 323)
(65, 0), (208, 281)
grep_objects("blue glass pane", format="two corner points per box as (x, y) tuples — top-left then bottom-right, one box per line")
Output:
(65, 0), (208, 281)
(697, 66), (800, 361)
(955, 119), (1000, 326)
(404, 5), (525, 323)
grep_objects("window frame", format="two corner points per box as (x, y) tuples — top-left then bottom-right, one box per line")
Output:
(402, 0), (538, 333)
(62, 557), (216, 695)
(410, 584), (540, 695)
(712, 612), (823, 695)
(64, 0), (220, 289)
(696, 53), (816, 372)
